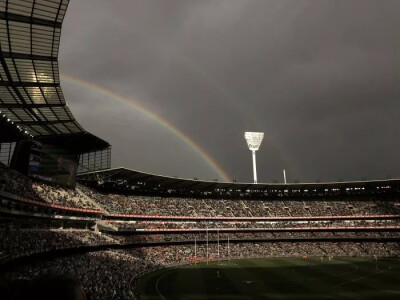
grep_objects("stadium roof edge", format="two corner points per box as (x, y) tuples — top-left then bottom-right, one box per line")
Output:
(0, 0), (110, 154)
(35, 131), (110, 154)
(77, 167), (400, 190)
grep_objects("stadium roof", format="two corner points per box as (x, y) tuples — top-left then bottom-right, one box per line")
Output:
(0, 0), (109, 153)
(78, 167), (400, 192)
(0, 111), (26, 142)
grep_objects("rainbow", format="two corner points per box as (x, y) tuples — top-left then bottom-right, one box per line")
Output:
(62, 74), (232, 182)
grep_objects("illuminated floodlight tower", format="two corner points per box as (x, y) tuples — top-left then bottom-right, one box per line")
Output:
(244, 132), (264, 184)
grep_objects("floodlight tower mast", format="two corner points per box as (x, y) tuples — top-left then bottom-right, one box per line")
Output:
(244, 132), (264, 184)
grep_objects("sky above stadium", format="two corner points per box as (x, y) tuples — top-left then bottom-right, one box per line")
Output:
(60, 0), (400, 183)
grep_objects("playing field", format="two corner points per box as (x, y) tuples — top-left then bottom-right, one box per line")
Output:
(137, 257), (400, 300)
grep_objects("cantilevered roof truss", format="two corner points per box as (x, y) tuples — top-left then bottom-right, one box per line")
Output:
(0, 0), (84, 137)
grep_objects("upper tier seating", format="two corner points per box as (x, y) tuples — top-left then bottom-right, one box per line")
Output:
(78, 184), (400, 217)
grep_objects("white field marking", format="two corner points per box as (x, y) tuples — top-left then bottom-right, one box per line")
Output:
(218, 262), (238, 267)
(155, 271), (173, 300)
(334, 270), (385, 287)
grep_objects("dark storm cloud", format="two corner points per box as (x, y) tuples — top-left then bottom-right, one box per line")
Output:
(60, 0), (400, 182)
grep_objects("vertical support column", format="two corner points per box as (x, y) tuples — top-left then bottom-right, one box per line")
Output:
(8, 142), (12, 165)
(100, 150), (103, 169)
(107, 147), (111, 169)
(194, 237), (197, 266)
(228, 236), (230, 261)
(0, 143), (3, 165)
(217, 229), (220, 263)
(252, 150), (257, 184)
(206, 228), (209, 264)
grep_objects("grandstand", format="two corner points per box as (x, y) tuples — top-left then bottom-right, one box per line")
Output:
(1, 1), (400, 300)
(2, 163), (400, 299)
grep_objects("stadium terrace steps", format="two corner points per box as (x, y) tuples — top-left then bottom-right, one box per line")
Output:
(76, 187), (108, 212)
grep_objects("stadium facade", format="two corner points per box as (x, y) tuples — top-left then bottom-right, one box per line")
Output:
(1, 1), (400, 299)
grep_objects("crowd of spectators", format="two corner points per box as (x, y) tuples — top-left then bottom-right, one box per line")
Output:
(3, 161), (400, 299)
(0, 216), (92, 230)
(127, 198), (400, 217)
(1, 164), (399, 218)
(0, 163), (102, 210)
(32, 183), (99, 210)
(2, 241), (399, 299)
(78, 184), (134, 213)
(1, 250), (149, 300)
(106, 229), (400, 244)
(106, 219), (400, 231)
(0, 162), (41, 201)
(0, 229), (111, 256)
(77, 185), (400, 217)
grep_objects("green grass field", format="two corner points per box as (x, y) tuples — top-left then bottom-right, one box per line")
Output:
(137, 257), (400, 300)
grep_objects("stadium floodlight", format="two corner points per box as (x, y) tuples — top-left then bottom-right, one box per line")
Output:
(244, 132), (264, 184)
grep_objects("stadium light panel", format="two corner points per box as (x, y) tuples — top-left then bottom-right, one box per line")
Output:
(244, 132), (264, 184)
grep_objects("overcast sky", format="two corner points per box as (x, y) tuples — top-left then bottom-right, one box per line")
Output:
(60, 0), (400, 183)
